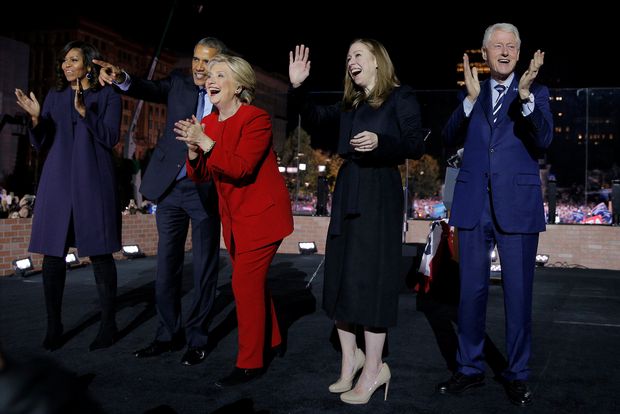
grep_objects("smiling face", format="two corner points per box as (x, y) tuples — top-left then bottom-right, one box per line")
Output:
(482, 29), (520, 81)
(192, 45), (219, 87)
(61, 48), (88, 84)
(206, 61), (240, 112)
(346, 41), (378, 93)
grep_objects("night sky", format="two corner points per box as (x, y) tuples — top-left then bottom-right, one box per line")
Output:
(7, 2), (617, 91)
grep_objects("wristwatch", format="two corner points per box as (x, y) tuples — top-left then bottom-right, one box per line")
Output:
(519, 93), (534, 104)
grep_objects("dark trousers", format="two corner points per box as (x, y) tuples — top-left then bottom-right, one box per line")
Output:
(422, 301), (507, 376)
(457, 193), (538, 381)
(154, 178), (220, 347)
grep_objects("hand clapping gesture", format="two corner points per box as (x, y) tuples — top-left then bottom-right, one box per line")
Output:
(518, 50), (545, 99)
(289, 44), (311, 88)
(15, 88), (41, 127)
(174, 115), (214, 159)
(462, 53), (481, 103)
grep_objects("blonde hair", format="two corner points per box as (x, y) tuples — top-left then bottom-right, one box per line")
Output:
(343, 38), (399, 110)
(207, 54), (256, 104)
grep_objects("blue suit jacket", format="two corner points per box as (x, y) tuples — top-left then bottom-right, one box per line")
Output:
(121, 70), (215, 207)
(443, 77), (553, 233)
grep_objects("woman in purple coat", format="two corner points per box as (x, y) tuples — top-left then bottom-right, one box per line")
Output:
(15, 40), (122, 351)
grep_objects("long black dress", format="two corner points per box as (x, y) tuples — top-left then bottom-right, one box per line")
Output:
(289, 85), (425, 327)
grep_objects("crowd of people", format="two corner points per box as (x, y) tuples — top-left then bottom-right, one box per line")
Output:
(0, 189), (35, 218)
(4, 186), (616, 225)
(2, 21), (581, 409)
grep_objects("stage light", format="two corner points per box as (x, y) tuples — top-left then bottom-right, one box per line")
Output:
(122, 244), (145, 259)
(278, 166), (285, 173)
(490, 264), (502, 272)
(536, 254), (549, 267)
(65, 252), (80, 266)
(318, 165), (326, 172)
(298, 241), (317, 255)
(13, 256), (33, 276)
(490, 249), (498, 262)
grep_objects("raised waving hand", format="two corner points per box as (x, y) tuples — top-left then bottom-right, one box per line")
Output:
(289, 44), (311, 88)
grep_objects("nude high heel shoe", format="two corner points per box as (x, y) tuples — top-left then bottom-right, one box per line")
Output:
(340, 362), (391, 405)
(328, 348), (365, 393)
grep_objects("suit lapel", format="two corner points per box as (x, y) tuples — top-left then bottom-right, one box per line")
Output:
(480, 80), (493, 125)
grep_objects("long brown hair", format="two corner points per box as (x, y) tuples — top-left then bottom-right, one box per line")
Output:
(342, 38), (400, 110)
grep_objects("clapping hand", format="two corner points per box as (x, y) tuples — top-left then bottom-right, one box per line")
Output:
(175, 115), (214, 159)
(462, 53), (480, 103)
(519, 50), (545, 99)
(15, 88), (41, 126)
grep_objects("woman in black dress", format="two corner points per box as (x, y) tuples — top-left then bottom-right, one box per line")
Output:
(289, 39), (425, 404)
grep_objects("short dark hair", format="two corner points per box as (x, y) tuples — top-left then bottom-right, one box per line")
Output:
(196, 37), (228, 54)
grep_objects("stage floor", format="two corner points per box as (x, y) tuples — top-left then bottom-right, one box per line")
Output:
(1, 251), (619, 413)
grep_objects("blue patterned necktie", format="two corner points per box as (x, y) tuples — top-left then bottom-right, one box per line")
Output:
(176, 89), (207, 181)
(492, 84), (506, 124)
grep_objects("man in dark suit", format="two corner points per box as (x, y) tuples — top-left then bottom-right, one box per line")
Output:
(438, 23), (553, 406)
(95, 37), (226, 366)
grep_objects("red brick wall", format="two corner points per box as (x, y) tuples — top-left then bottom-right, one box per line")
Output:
(1, 216), (618, 276)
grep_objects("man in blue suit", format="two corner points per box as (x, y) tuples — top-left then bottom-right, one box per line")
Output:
(437, 23), (553, 406)
(95, 38), (226, 366)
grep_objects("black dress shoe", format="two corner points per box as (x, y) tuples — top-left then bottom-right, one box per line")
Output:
(437, 372), (485, 394)
(181, 347), (207, 366)
(503, 379), (533, 406)
(214, 367), (263, 388)
(134, 340), (181, 358)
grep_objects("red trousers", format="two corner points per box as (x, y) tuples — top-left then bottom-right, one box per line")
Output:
(229, 241), (281, 368)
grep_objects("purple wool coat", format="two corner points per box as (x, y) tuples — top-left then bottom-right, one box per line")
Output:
(28, 85), (122, 257)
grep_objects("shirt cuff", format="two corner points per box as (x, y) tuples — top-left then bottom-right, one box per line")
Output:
(463, 97), (475, 117)
(520, 93), (535, 116)
(113, 71), (131, 91)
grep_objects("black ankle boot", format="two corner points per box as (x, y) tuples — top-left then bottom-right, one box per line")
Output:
(90, 254), (118, 351)
(43, 323), (64, 351)
(89, 324), (118, 351)
(42, 255), (66, 351)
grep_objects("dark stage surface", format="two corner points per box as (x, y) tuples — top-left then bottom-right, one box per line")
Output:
(1, 251), (619, 413)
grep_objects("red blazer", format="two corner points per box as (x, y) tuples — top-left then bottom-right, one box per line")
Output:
(187, 104), (293, 254)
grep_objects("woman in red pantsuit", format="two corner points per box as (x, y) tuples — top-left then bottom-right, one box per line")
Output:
(175, 54), (293, 387)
